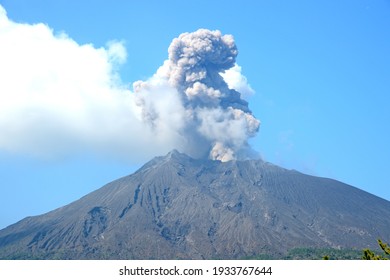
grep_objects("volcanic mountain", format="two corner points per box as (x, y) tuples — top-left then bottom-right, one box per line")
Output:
(0, 150), (389, 259)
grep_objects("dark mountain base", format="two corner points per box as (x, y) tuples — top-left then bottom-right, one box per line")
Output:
(245, 247), (364, 260)
(0, 247), (375, 260)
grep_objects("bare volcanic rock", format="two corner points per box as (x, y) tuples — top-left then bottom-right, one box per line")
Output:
(0, 150), (389, 259)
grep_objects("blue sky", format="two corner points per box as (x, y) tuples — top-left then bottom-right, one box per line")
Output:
(0, 0), (389, 230)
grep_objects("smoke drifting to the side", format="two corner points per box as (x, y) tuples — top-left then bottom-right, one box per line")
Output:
(0, 4), (259, 162)
(134, 29), (260, 161)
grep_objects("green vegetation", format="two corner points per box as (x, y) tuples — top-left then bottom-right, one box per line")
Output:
(2, 239), (389, 260)
(362, 239), (389, 260)
(285, 239), (390, 260)
(242, 254), (276, 260)
(284, 247), (362, 260)
(242, 247), (364, 260)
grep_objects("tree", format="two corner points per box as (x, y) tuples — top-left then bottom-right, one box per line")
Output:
(362, 239), (389, 260)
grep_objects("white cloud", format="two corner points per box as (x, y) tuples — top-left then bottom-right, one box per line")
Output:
(106, 40), (127, 65)
(221, 64), (255, 99)
(0, 7), (259, 162)
(0, 6), (176, 162)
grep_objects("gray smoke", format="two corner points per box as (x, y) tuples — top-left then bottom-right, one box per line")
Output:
(0, 7), (258, 162)
(134, 29), (260, 161)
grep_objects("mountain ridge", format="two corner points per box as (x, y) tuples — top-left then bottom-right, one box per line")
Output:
(0, 150), (389, 259)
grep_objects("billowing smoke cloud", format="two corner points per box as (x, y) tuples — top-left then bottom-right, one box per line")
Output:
(134, 29), (260, 161)
(0, 4), (259, 162)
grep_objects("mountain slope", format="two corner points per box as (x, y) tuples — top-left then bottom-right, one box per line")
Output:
(0, 150), (389, 259)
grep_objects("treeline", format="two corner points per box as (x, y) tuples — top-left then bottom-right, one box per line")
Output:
(245, 240), (390, 260)
(362, 239), (390, 260)
(3, 240), (389, 260)
(285, 247), (362, 260)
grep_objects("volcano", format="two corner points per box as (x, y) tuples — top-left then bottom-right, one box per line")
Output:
(0, 150), (389, 259)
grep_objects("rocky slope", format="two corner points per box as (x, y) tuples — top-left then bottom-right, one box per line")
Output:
(0, 150), (389, 259)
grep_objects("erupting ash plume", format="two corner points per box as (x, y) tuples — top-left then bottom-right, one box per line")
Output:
(134, 29), (260, 161)
(0, 5), (258, 163)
